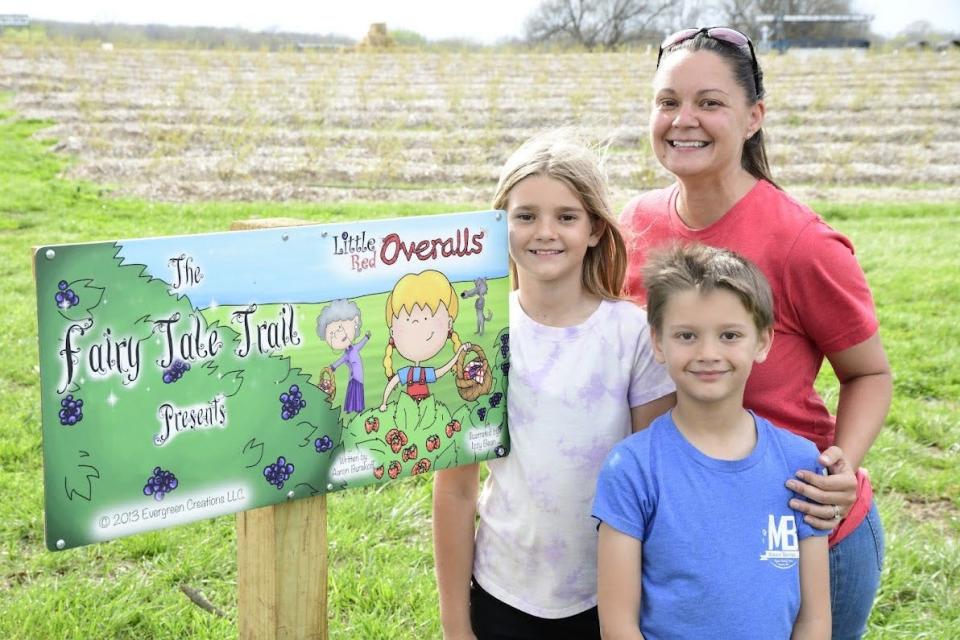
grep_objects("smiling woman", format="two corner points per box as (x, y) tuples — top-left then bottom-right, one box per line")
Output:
(620, 27), (893, 640)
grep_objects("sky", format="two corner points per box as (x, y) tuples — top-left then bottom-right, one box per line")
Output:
(10, 0), (960, 42)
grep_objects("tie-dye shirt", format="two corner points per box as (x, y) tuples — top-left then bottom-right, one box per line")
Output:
(472, 291), (674, 618)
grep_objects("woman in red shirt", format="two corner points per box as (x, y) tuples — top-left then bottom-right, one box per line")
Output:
(621, 27), (892, 640)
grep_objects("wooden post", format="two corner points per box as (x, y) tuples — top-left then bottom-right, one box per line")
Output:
(231, 218), (328, 640)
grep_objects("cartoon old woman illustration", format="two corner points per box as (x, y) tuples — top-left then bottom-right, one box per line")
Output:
(380, 270), (469, 411)
(317, 299), (370, 414)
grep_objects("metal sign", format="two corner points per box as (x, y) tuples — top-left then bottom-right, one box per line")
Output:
(35, 211), (510, 550)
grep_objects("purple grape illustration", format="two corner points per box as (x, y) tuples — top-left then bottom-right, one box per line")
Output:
(477, 407), (487, 421)
(263, 456), (295, 489)
(279, 384), (306, 420)
(54, 280), (80, 309)
(489, 392), (503, 408)
(143, 466), (178, 501)
(314, 435), (333, 453)
(500, 362), (510, 377)
(162, 359), (191, 384)
(58, 394), (84, 426)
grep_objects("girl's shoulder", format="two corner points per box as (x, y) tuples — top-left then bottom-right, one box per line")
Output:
(603, 298), (651, 327)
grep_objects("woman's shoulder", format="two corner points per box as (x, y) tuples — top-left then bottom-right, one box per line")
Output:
(620, 184), (677, 222)
(749, 180), (822, 226)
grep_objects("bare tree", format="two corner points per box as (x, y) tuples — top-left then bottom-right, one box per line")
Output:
(524, 0), (674, 50)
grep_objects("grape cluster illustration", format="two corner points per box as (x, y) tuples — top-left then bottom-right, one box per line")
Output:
(143, 466), (178, 501)
(162, 360), (190, 384)
(314, 435), (333, 452)
(264, 456), (295, 489)
(477, 407), (487, 421)
(54, 280), (80, 309)
(489, 392), (503, 408)
(280, 385), (305, 420)
(499, 332), (509, 357)
(59, 394), (84, 426)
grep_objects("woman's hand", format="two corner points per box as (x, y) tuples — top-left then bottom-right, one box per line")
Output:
(786, 445), (857, 531)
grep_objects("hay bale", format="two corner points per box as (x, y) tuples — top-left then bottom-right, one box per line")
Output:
(358, 23), (394, 49)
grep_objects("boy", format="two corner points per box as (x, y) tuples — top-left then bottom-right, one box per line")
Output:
(592, 243), (830, 639)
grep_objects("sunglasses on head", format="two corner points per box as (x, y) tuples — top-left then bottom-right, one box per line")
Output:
(656, 27), (761, 97)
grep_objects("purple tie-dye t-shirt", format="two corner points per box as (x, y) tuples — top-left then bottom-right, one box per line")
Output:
(472, 292), (673, 618)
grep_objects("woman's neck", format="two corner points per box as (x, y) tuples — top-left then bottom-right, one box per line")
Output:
(676, 169), (759, 230)
(516, 276), (601, 328)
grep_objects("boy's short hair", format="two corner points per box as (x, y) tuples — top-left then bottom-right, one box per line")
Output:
(643, 243), (774, 333)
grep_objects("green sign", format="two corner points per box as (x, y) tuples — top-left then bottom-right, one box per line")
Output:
(35, 211), (510, 551)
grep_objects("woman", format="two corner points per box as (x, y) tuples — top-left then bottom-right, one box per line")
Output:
(317, 298), (370, 414)
(621, 27), (891, 640)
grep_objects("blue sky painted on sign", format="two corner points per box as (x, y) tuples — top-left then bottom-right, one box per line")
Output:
(113, 210), (508, 309)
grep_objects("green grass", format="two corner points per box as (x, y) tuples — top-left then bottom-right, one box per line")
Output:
(2, 104), (959, 638)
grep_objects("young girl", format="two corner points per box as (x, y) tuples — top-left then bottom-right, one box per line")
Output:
(379, 270), (469, 411)
(433, 132), (675, 639)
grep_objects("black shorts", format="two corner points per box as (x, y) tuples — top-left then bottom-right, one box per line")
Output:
(469, 578), (602, 640)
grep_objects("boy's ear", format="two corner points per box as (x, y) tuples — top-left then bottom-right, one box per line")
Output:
(754, 326), (774, 363)
(650, 326), (666, 364)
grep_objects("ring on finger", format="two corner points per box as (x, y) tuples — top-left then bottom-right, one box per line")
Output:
(832, 504), (841, 520)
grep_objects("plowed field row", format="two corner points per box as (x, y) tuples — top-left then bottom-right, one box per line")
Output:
(3, 44), (959, 204)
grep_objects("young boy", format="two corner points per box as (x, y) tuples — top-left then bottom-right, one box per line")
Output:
(592, 243), (830, 639)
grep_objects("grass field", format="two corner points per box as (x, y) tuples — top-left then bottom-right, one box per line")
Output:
(1, 58), (959, 638)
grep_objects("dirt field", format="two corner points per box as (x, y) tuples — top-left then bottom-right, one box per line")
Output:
(3, 43), (959, 205)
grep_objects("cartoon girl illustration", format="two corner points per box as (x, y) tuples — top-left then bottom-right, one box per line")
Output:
(379, 270), (469, 411)
(317, 299), (370, 414)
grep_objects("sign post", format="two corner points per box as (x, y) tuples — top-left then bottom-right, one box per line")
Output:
(231, 218), (327, 640)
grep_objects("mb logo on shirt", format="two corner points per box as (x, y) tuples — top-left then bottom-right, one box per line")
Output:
(760, 514), (799, 569)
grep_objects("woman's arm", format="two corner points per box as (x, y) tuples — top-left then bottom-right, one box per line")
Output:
(788, 333), (891, 529)
(433, 463), (481, 640)
(630, 393), (676, 433)
(791, 536), (831, 639)
(598, 523), (645, 640)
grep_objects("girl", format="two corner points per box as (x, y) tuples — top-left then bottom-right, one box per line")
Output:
(317, 298), (370, 414)
(433, 132), (675, 640)
(621, 27), (892, 639)
(379, 270), (469, 411)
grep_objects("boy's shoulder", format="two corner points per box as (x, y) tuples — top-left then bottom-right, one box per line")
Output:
(609, 411), (671, 458)
(755, 414), (823, 468)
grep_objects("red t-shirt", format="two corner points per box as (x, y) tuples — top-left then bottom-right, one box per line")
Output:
(622, 180), (878, 451)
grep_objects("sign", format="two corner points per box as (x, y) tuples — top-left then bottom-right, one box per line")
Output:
(35, 211), (510, 550)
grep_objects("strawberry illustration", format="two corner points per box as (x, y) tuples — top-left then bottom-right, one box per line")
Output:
(387, 461), (402, 479)
(386, 428), (408, 454)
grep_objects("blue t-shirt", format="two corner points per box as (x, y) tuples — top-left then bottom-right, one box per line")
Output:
(592, 411), (828, 639)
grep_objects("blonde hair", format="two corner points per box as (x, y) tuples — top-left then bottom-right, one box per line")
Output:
(382, 270), (463, 378)
(492, 130), (627, 300)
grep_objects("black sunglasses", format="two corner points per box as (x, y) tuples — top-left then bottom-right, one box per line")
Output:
(657, 27), (761, 97)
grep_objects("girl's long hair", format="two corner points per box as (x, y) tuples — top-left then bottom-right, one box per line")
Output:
(492, 131), (627, 299)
